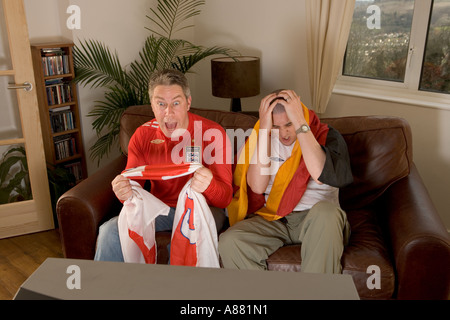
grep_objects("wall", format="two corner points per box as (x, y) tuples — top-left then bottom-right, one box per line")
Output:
(69, 0), (160, 172)
(190, 0), (311, 111)
(23, 0), (450, 230)
(24, 0), (71, 42)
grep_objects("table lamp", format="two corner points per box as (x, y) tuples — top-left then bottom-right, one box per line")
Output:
(211, 56), (260, 112)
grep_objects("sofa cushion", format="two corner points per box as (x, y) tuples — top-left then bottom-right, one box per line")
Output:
(266, 204), (396, 300)
(120, 105), (155, 156)
(340, 204), (396, 300)
(322, 116), (413, 210)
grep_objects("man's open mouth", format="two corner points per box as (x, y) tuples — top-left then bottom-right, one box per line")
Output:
(165, 122), (177, 131)
(281, 136), (293, 145)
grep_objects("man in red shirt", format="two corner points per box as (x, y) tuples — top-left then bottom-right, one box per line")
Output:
(95, 69), (233, 262)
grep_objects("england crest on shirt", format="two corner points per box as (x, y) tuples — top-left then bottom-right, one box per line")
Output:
(185, 146), (201, 163)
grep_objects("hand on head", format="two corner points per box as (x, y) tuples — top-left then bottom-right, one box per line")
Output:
(259, 90), (306, 130)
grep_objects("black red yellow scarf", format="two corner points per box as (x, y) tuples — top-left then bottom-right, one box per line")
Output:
(227, 104), (329, 226)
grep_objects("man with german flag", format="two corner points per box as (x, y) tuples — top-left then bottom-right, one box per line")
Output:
(220, 90), (353, 274)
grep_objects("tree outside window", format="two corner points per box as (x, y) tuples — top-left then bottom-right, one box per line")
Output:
(343, 0), (450, 95)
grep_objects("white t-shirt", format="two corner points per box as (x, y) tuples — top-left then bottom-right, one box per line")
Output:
(264, 134), (340, 211)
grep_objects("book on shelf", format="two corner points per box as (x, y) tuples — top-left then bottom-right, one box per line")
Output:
(45, 78), (73, 106)
(54, 134), (77, 161)
(32, 43), (86, 182)
(49, 106), (75, 133)
(64, 161), (83, 182)
(41, 48), (70, 77)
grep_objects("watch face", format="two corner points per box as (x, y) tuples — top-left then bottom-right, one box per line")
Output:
(296, 124), (310, 135)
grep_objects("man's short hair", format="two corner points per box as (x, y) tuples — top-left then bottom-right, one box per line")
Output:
(148, 69), (191, 100)
(270, 89), (287, 115)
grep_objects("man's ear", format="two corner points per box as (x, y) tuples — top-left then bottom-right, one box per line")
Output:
(186, 96), (192, 111)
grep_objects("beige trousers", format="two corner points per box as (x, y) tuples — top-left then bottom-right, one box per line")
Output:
(219, 201), (351, 274)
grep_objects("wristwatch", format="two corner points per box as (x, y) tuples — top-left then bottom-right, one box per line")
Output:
(295, 124), (310, 134)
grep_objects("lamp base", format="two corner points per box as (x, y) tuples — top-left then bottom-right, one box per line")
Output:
(231, 98), (242, 112)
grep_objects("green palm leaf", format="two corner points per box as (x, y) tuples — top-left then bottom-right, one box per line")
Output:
(0, 146), (31, 204)
(173, 45), (239, 73)
(0, 146), (27, 183)
(89, 87), (139, 128)
(127, 36), (185, 91)
(128, 36), (197, 89)
(73, 39), (128, 90)
(74, 0), (238, 165)
(88, 85), (144, 164)
(146, 0), (205, 39)
(89, 126), (121, 165)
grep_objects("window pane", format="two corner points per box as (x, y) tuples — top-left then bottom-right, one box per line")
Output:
(0, 76), (24, 141)
(0, 144), (33, 204)
(343, 0), (415, 82)
(420, 0), (450, 94)
(0, 3), (13, 70)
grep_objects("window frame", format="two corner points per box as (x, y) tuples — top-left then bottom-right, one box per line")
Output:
(334, 0), (450, 111)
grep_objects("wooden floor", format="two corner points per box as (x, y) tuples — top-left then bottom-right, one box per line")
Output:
(0, 229), (63, 300)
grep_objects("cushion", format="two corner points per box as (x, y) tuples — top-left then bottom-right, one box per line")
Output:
(267, 205), (396, 300)
(322, 116), (413, 210)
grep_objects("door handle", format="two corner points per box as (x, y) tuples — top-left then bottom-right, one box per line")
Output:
(7, 81), (33, 92)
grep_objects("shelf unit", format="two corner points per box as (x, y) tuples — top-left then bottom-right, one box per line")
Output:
(31, 42), (87, 183)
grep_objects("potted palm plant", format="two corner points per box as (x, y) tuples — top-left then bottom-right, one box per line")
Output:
(73, 0), (238, 164)
(0, 144), (76, 225)
(0, 146), (32, 204)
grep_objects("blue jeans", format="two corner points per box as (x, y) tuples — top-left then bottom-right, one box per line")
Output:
(94, 208), (176, 262)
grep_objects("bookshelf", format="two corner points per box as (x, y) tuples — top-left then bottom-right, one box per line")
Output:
(31, 43), (87, 183)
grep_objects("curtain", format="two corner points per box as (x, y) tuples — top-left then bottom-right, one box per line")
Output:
(305, 0), (355, 113)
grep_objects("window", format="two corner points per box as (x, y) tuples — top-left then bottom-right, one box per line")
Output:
(420, 0), (450, 93)
(343, 0), (415, 83)
(340, 0), (450, 102)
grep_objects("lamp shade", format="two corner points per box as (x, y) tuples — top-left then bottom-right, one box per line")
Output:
(211, 56), (260, 98)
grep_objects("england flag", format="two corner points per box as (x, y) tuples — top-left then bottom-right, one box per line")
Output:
(170, 179), (220, 268)
(118, 163), (219, 268)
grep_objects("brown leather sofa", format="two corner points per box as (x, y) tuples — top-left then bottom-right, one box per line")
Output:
(57, 105), (450, 300)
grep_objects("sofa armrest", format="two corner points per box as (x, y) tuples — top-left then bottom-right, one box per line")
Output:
(384, 164), (450, 300)
(56, 155), (127, 260)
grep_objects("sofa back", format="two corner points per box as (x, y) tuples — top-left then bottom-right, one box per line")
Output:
(322, 116), (413, 210)
(120, 106), (413, 210)
(120, 105), (259, 157)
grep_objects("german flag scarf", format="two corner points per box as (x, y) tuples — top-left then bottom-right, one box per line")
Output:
(227, 103), (329, 226)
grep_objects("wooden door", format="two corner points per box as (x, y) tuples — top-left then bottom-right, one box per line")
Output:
(0, 0), (54, 238)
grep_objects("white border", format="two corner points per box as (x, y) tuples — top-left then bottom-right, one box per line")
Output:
(333, 76), (450, 111)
